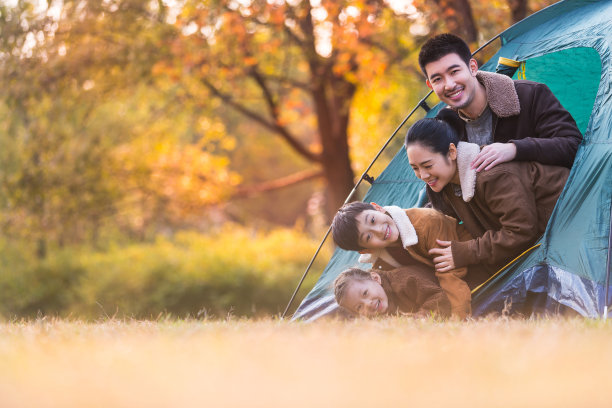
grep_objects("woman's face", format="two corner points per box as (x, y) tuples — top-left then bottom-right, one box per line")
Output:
(406, 142), (458, 192)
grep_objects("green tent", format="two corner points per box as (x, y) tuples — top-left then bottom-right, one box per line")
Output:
(291, 0), (612, 321)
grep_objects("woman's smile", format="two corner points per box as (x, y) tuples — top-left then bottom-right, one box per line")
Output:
(407, 142), (458, 193)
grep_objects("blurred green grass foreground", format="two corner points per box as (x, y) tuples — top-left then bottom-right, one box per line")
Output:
(0, 226), (329, 320)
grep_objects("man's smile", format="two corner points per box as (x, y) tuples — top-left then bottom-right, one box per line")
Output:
(445, 86), (464, 100)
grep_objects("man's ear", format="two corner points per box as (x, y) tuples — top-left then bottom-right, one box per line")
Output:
(426, 79), (432, 89)
(370, 202), (385, 213)
(448, 143), (458, 161)
(370, 271), (382, 284)
(469, 58), (479, 76)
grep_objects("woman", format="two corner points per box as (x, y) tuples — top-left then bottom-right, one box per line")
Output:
(404, 114), (569, 280)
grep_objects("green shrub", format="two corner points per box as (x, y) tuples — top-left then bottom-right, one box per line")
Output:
(0, 226), (331, 319)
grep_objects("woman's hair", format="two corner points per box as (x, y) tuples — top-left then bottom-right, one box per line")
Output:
(404, 112), (461, 154)
(333, 267), (373, 305)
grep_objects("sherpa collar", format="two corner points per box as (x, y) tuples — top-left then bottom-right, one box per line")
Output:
(358, 205), (418, 265)
(384, 205), (418, 247)
(476, 71), (520, 118)
(455, 141), (480, 202)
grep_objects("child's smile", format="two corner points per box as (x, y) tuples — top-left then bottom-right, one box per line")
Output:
(356, 208), (400, 249)
(342, 275), (389, 317)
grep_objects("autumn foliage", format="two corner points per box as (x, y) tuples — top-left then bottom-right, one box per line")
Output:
(0, 0), (557, 317)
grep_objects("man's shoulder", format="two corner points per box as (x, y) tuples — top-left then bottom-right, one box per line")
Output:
(513, 79), (552, 96)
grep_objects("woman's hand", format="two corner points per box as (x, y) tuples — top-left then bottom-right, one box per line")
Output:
(428, 239), (456, 272)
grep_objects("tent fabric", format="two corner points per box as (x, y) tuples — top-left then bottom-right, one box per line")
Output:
(293, 0), (612, 321)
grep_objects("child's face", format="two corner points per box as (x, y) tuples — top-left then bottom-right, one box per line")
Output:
(355, 204), (400, 249)
(340, 273), (388, 317)
(406, 142), (458, 192)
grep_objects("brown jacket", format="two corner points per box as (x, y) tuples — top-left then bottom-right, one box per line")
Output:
(378, 266), (451, 318)
(439, 142), (569, 271)
(436, 71), (582, 168)
(359, 206), (473, 318)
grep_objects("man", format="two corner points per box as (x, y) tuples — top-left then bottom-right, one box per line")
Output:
(418, 33), (582, 172)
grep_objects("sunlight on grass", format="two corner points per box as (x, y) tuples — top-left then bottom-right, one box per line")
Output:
(0, 317), (611, 407)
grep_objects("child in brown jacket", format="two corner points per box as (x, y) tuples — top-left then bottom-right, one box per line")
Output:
(333, 266), (451, 318)
(331, 202), (480, 318)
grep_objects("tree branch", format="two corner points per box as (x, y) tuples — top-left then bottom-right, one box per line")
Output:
(201, 78), (321, 163)
(231, 168), (323, 199)
(214, 60), (309, 90)
(259, 72), (310, 90)
(357, 37), (421, 75)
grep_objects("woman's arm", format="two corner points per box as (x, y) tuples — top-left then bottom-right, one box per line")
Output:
(450, 166), (540, 269)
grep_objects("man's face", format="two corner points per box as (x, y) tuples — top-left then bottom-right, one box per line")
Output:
(424, 53), (479, 111)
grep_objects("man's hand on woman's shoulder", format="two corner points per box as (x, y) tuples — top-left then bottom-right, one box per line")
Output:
(471, 142), (517, 172)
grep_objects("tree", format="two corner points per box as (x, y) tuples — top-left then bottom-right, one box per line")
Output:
(162, 0), (427, 217)
(163, 0), (557, 219)
(0, 0), (240, 251)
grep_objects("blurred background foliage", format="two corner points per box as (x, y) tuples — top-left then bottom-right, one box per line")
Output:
(0, 227), (329, 318)
(0, 0), (556, 319)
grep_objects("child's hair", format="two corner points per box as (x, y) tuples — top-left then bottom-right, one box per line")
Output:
(418, 33), (472, 77)
(404, 114), (461, 155)
(333, 267), (374, 306)
(331, 201), (376, 251)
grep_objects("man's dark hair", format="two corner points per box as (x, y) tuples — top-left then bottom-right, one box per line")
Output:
(331, 201), (376, 251)
(418, 33), (472, 77)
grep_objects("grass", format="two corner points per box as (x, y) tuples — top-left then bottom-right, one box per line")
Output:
(0, 316), (611, 408)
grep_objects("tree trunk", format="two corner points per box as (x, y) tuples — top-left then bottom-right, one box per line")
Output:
(507, 0), (528, 23)
(434, 0), (479, 43)
(311, 70), (356, 219)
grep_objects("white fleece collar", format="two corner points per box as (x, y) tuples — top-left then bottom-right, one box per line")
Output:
(456, 142), (480, 202)
(357, 205), (418, 265)
(384, 205), (418, 247)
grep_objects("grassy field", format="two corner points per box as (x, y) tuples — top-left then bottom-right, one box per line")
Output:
(0, 317), (611, 408)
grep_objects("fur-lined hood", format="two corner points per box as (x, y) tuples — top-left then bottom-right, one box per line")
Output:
(475, 71), (520, 118)
(358, 205), (418, 266)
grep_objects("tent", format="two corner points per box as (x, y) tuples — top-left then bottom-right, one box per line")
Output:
(288, 0), (612, 321)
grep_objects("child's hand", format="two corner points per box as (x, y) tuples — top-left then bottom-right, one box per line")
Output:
(428, 239), (455, 272)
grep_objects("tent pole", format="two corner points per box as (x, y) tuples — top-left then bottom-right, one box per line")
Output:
(281, 90), (433, 319)
(604, 197), (612, 319)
